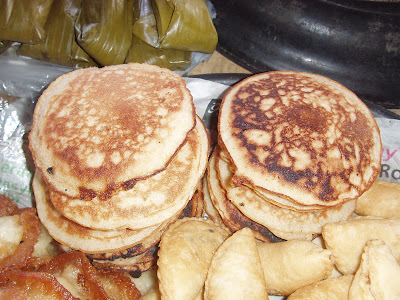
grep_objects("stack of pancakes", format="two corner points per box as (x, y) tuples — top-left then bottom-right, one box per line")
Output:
(206, 71), (382, 241)
(30, 63), (209, 274)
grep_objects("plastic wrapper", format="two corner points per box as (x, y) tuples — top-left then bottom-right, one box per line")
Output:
(75, 0), (134, 66)
(17, 0), (96, 68)
(0, 0), (54, 44)
(0, 55), (73, 206)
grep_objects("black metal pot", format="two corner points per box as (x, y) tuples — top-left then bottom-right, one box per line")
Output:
(212, 0), (400, 108)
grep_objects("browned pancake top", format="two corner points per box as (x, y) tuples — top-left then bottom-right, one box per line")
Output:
(219, 71), (382, 206)
(30, 63), (195, 199)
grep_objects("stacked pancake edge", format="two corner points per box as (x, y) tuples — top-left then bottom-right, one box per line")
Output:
(29, 63), (210, 274)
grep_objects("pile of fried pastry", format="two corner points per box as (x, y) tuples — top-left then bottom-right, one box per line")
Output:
(0, 68), (400, 299)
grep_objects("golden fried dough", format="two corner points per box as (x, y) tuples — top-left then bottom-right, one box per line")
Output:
(204, 227), (268, 300)
(349, 239), (400, 299)
(356, 180), (400, 218)
(130, 268), (158, 297)
(258, 240), (334, 295)
(157, 218), (230, 300)
(287, 275), (353, 300)
(322, 216), (400, 274)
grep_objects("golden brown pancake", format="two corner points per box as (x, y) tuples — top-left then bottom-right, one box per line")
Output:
(207, 147), (283, 242)
(216, 148), (356, 240)
(51, 191), (203, 261)
(202, 176), (224, 224)
(33, 171), (174, 254)
(218, 71), (382, 207)
(91, 245), (159, 275)
(218, 146), (323, 212)
(29, 63), (196, 199)
(48, 117), (209, 230)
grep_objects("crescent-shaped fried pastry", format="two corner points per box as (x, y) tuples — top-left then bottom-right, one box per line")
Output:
(349, 239), (400, 299)
(322, 216), (400, 274)
(258, 240), (334, 295)
(287, 275), (353, 300)
(204, 227), (268, 300)
(157, 218), (230, 300)
(355, 180), (400, 219)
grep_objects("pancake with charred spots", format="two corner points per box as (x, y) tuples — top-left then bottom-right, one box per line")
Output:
(46, 117), (209, 231)
(207, 147), (284, 243)
(29, 63), (196, 200)
(218, 71), (382, 207)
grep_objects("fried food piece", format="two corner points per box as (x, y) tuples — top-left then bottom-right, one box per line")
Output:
(39, 251), (140, 299)
(23, 224), (60, 271)
(95, 269), (141, 300)
(204, 227), (269, 300)
(0, 207), (41, 273)
(322, 216), (400, 274)
(349, 239), (400, 299)
(39, 251), (111, 299)
(0, 269), (79, 299)
(130, 268), (159, 297)
(257, 240), (334, 295)
(355, 180), (400, 218)
(157, 217), (230, 300)
(0, 194), (19, 216)
(287, 275), (353, 300)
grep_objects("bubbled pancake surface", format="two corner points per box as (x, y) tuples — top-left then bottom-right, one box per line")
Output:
(48, 117), (209, 231)
(29, 63), (196, 199)
(218, 71), (382, 207)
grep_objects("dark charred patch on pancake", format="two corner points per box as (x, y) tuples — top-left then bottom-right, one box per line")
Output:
(229, 73), (379, 202)
(123, 179), (136, 190)
(86, 243), (146, 261)
(79, 187), (97, 200)
(47, 167), (53, 175)
(225, 196), (284, 243)
(179, 197), (194, 218)
(92, 245), (159, 275)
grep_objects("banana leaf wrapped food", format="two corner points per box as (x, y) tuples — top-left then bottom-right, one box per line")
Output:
(17, 0), (96, 68)
(153, 0), (218, 53)
(125, 0), (191, 70)
(1, 0), (218, 71)
(75, 0), (133, 66)
(125, 34), (191, 71)
(132, 0), (159, 48)
(0, 0), (54, 44)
